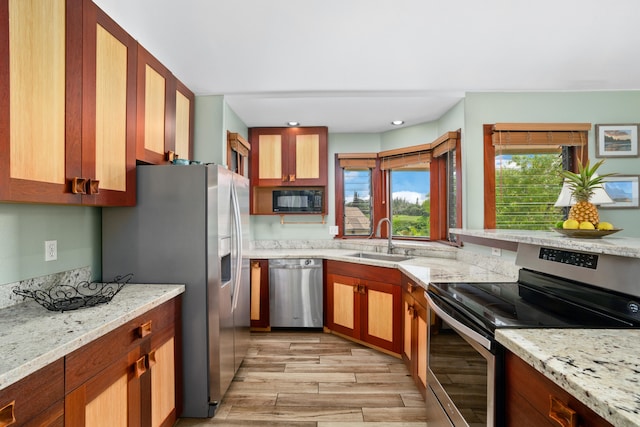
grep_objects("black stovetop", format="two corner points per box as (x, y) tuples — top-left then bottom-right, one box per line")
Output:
(428, 268), (640, 333)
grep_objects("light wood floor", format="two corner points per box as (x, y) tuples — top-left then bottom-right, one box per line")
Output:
(175, 330), (428, 427)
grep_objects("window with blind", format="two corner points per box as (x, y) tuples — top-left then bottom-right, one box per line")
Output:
(337, 154), (376, 236)
(335, 131), (461, 242)
(484, 123), (590, 230)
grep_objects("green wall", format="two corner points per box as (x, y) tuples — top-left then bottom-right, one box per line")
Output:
(462, 91), (640, 236)
(0, 204), (101, 285)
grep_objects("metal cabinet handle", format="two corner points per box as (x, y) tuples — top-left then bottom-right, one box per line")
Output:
(289, 174), (295, 182)
(134, 356), (147, 378)
(549, 396), (577, 427)
(138, 320), (152, 338)
(0, 401), (16, 427)
(282, 175), (287, 182)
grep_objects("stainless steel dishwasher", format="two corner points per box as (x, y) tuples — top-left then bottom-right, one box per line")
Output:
(269, 258), (323, 328)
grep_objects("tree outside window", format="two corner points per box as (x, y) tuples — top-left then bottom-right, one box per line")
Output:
(390, 169), (430, 237)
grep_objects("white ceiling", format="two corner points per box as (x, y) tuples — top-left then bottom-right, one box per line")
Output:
(93, 0), (640, 133)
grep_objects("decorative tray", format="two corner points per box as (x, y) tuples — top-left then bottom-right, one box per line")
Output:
(13, 273), (133, 312)
(551, 228), (622, 239)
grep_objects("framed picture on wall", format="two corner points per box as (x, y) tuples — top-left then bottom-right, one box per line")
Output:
(600, 175), (639, 209)
(595, 124), (639, 157)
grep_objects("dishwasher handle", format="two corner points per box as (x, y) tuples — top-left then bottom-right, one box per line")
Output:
(269, 259), (321, 269)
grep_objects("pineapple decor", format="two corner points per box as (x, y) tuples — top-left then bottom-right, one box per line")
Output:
(559, 159), (615, 229)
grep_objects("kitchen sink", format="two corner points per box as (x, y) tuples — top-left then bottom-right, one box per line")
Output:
(344, 252), (413, 262)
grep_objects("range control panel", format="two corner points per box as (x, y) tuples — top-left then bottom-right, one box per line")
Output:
(538, 247), (599, 269)
(516, 243), (640, 298)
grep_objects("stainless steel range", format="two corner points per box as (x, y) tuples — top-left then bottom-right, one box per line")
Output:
(426, 243), (640, 427)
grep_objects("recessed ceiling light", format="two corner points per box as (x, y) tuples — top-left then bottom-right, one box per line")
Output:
(391, 120), (404, 126)
(287, 121), (300, 126)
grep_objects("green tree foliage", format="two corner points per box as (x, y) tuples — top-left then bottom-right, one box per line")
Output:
(392, 196), (430, 236)
(495, 154), (564, 230)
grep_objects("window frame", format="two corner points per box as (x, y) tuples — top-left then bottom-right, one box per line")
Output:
(334, 131), (462, 243)
(483, 123), (588, 229)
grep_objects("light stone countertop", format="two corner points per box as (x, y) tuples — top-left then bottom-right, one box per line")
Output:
(0, 283), (184, 390)
(247, 246), (518, 286)
(451, 228), (640, 258)
(496, 329), (640, 427)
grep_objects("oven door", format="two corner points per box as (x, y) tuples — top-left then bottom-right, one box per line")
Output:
(426, 292), (499, 427)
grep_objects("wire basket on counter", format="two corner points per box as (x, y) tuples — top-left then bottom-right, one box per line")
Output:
(12, 273), (134, 312)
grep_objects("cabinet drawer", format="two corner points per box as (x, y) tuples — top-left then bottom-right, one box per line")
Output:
(65, 298), (177, 393)
(505, 351), (613, 427)
(326, 260), (401, 283)
(0, 359), (64, 426)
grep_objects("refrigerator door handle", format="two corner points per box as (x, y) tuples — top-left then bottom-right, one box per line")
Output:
(230, 180), (243, 311)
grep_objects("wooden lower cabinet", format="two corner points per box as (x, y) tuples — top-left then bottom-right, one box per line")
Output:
(250, 259), (270, 329)
(0, 359), (64, 427)
(65, 297), (180, 427)
(325, 260), (401, 355)
(505, 350), (613, 427)
(401, 274), (427, 397)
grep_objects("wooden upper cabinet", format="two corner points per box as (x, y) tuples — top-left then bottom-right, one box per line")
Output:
(174, 80), (194, 162)
(249, 127), (328, 187)
(81, 1), (137, 206)
(0, 0), (83, 204)
(136, 45), (194, 165)
(136, 45), (172, 164)
(0, 0), (136, 206)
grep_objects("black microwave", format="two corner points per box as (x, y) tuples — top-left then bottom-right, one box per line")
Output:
(272, 189), (323, 213)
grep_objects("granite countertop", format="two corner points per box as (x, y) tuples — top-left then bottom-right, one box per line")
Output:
(497, 329), (640, 427)
(0, 283), (184, 390)
(247, 246), (518, 287)
(451, 228), (640, 258)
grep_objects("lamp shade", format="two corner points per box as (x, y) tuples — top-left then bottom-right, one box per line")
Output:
(554, 174), (614, 207)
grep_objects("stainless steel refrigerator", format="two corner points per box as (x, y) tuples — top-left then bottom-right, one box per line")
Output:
(102, 164), (250, 418)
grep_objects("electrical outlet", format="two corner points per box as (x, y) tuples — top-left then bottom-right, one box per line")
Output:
(45, 240), (57, 261)
(329, 225), (339, 235)
(491, 247), (501, 256)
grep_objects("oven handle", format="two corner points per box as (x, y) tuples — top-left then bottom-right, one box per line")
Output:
(427, 293), (493, 351)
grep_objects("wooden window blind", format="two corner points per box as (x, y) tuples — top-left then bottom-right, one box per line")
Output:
(378, 131), (459, 170)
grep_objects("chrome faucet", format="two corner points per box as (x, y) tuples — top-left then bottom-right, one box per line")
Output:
(376, 217), (394, 254)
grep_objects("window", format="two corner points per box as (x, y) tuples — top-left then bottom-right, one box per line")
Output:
(494, 151), (564, 229)
(484, 123), (589, 230)
(343, 169), (373, 236)
(335, 131), (461, 242)
(227, 131), (250, 177)
(390, 169), (430, 237)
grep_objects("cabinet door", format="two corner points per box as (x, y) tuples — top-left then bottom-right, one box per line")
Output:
(250, 259), (270, 329)
(136, 45), (174, 165)
(65, 347), (144, 427)
(149, 337), (177, 427)
(0, 0), (83, 204)
(415, 300), (428, 392)
(326, 273), (361, 339)
(402, 291), (414, 364)
(249, 128), (287, 186)
(362, 278), (402, 354)
(287, 127), (328, 186)
(81, 2), (137, 206)
(173, 80), (194, 162)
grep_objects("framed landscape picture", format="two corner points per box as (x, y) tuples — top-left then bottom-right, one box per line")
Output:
(600, 175), (639, 209)
(595, 124), (639, 157)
